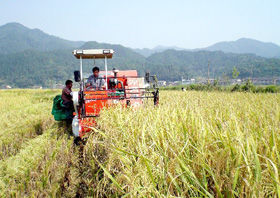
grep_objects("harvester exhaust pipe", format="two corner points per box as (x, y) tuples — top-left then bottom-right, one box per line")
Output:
(113, 68), (119, 78)
(145, 72), (150, 83)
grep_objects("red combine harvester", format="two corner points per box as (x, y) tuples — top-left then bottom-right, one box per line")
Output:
(71, 49), (159, 138)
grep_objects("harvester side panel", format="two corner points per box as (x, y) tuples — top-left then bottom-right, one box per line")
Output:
(125, 77), (144, 107)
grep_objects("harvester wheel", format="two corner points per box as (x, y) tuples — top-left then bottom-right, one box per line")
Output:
(153, 89), (159, 105)
(74, 137), (83, 145)
(74, 137), (87, 146)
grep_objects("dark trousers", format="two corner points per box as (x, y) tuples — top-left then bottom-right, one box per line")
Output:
(63, 101), (74, 121)
(63, 100), (74, 110)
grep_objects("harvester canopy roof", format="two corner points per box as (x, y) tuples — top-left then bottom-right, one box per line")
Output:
(72, 49), (114, 59)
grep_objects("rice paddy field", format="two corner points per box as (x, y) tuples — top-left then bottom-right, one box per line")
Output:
(0, 89), (279, 197)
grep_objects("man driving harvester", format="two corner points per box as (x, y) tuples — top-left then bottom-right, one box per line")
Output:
(86, 66), (105, 90)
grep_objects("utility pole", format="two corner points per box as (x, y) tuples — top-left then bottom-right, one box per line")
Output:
(169, 64), (173, 72)
(208, 61), (210, 84)
(169, 64), (173, 79)
(251, 65), (254, 79)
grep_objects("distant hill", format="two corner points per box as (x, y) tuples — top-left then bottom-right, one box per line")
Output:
(0, 49), (76, 88)
(203, 38), (280, 58)
(0, 22), (84, 54)
(0, 41), (146, 88)
(146, 50), (280, 81)
(78, 41), (146, 74)
(81, 41), (145, 66)
(2, 47), (279, 88)
(133, 45), (185, 57)
(135, 39), (280, 58)
(0, 22), (280, 88)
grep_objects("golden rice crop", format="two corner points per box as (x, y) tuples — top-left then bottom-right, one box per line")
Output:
(0, 127), (80, 197)
(0, 89), (279, 197)
(84, 91), (280, 197)
(0, 90), (56, 159)
(0, 89), (80, 197)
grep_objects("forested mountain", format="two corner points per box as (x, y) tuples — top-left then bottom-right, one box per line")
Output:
(0, 23), (84, 54)
(134, 39), (280, 58)
(1, 47), (279, 88)
(203, 38), (280, 58)
(0, 49), (76, 87)
(146, 50), (280, 81)
(0, 22), (280, 88)
(80, 41), (146, 71)
(0, 41), (146, 88)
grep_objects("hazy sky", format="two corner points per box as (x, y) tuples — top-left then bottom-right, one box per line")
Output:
(1, 0), (279, 49)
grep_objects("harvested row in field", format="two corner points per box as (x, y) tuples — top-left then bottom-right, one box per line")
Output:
(0, 90), (58, 159)
(0, 108), (53, 159)
(0, 126), (80, 197)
